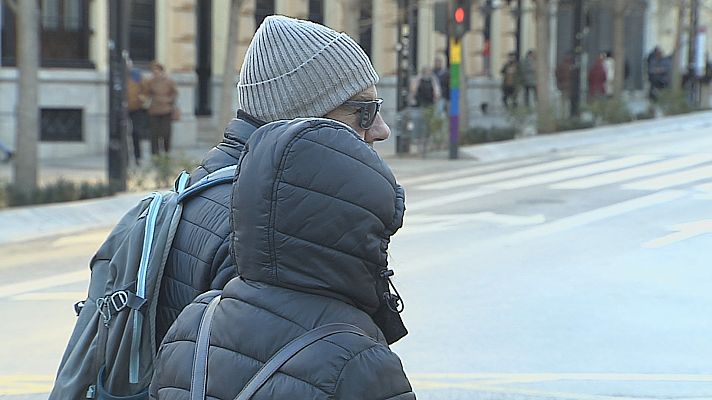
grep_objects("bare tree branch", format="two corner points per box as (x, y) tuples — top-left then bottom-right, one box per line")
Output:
(3, 0), (18, 13)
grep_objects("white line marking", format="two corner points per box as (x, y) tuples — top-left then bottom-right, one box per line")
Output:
(623, 164), (712, 191)
(494, 190), (687, 245)
(643, 219), (712, 248)
(552, 154), (712, 190)
(419, 156), (603, 190)
(0, 270), (88, 299)
(400, 212), (546, 236)
(491, 155), (661, 190)
(11, 291), (87, 301)
(399, 157), (547, 187)
(406, 187), (499, 213)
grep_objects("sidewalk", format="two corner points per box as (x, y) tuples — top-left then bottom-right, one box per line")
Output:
(3, 110), (712, 246)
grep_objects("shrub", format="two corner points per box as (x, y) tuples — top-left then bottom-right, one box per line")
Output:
(152, 153), (198, 188)
(461, 126), (517, 145)
(656, 89), (695, 116)
(1, 179), (113, 208)
(555, 117), (595, 132)
(585, 97), (633, 124)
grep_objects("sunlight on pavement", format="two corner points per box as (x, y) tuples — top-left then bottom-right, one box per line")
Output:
(0, 375), (53, 395)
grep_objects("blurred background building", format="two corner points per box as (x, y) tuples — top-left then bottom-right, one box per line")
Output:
(1, 0), (711, 158)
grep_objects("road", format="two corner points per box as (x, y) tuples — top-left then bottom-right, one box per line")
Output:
(3, 124), (712, 399)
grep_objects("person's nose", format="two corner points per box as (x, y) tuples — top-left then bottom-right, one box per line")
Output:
(365, 113), (390, 143)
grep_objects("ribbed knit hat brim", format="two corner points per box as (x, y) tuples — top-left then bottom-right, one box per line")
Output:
(237, 15), (379, 122)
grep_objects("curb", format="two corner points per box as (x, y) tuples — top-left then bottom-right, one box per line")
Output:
(460, 110), (712, 163)
(0, 192), (147, 246)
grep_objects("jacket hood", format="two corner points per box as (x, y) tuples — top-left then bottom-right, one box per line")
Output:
(230, 118), (405, 315)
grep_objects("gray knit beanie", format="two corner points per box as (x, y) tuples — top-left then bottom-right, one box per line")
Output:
(237, 15), (379, 122)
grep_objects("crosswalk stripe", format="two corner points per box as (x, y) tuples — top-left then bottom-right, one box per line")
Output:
(407, 187), (499, 213)
(399, 157), (547, 187)
(551, 154), (712, 190)
(623, 164), (712, 191)
(419, 156), (603, 190)
(11, 291), (87, 301)
(487, 190), (686, 246)
(0, 270), (87, 299)
(490, 155), (661, 190)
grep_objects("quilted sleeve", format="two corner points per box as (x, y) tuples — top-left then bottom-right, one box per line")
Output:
(334, 344), (416, 400)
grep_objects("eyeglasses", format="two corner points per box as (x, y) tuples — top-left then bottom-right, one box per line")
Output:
(342, 98), (383, 130)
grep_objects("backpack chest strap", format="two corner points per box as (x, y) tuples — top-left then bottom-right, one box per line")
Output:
(96, 290), (147, 327)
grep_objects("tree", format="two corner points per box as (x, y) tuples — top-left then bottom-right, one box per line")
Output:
(671, 0), (688, 91)
(612, 0), (627, 98)
(5, 0), (39, 199)
(534, 0), (555, 133)
(219, 0), (245, 133)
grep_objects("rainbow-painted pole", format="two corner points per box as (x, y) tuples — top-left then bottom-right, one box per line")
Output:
(449, 38), (461, 159)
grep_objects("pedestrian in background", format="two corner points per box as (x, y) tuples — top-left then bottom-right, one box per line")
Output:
(126, 67), (147, 165)
(521, 50), (537, 108)
(647, 47), (668, 101)
(145, 61), (178, 155)
(0, 139), (13, 163)
(604, 50), (615, 97)
(149, 15), (413, 400)
(433, 56), (449, 113)
(501, 52), (520, 109)
(588, 53), (607, 100)
(556, 52), (573, 117)
(410, 65), (441, 108)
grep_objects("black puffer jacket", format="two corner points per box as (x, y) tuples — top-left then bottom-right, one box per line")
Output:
(150, 119), (414, 399)
(155, 111), (263, 345)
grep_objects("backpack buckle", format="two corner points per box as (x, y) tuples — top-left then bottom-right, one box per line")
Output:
(96, 297), (111, 326)
(110, 291), (129, 314)
(73, 300), (85, 316)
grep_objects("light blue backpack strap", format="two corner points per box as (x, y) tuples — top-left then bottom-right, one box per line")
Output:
(177, 165), (237, 203)
(175, 170), (190, 194)
(129, 191), (163, 383)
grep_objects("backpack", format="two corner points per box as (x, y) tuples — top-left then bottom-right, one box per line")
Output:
(416, 76), (435, 106)
(174, 291), (368, 400)
(48, 165), (237, 400)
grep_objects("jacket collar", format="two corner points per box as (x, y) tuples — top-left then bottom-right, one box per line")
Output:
(223, 110), (266, 145)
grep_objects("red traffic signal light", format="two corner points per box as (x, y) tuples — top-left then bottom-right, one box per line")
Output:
(454, 7), (465, 24)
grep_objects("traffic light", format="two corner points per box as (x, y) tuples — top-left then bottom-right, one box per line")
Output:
(452, 0), (471, 40)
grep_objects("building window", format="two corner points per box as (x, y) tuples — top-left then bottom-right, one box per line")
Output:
(359, 0), (372, 58)
(129, 0), (156, 64)
(1, 0), (92, 68)
(308, 0), (324, 24)
(255, 0), (275, 28)
(41, 108), (83, 142)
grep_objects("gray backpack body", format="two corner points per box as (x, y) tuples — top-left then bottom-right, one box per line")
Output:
(49, 166), (237, 400)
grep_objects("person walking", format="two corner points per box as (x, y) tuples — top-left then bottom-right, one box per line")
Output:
(556, 52), (573, 117)
(501, 52), (520, 109)
(410, 65), (441, 108)
(603, 51), (615, 97)
(433, 56), (449, 113)
(588, 53), (607, 100)
(145, 61), (178, 155)
(521, 50), (537, 108)
(149, 15), (413, 400)
(126, 67), (147, 165)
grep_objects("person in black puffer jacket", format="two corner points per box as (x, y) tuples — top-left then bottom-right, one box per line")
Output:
(150, 115), (413, 399)
(155, 110), (263, 345)
(156, 13), (392, 346)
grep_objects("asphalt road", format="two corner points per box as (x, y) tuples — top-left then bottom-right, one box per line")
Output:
(3, 123), (712, 399)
